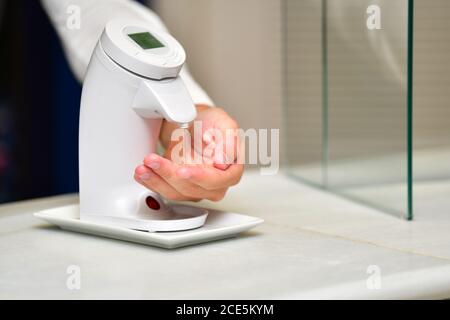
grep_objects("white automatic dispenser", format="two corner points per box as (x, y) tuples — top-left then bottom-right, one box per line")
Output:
(79, 19), (208, 232)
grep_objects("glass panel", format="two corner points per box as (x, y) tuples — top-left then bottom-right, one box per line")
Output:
(413, 0), (450, 217)
(326, 0), (412, 218)
(284, 0), (413, 219)
(284, 0), (324, 185)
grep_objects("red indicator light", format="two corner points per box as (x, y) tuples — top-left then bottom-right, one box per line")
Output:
(146, 195), (161, 210)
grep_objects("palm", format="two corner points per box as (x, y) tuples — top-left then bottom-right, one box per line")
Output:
(164, 107), (238, 169)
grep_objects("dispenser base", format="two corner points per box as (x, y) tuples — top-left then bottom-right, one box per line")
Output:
(81, 204), (209, 232)
(34, 204), (264, 249)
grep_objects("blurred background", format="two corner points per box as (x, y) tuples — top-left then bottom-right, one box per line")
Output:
(0, 0), (81, 203)
(0, 0), (449, 218)
(0, 0), (282, 204)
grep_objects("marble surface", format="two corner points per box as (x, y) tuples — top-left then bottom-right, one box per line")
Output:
(1, 171), (450, 299)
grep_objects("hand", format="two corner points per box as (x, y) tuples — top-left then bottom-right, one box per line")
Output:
(134, 105), (243, 202)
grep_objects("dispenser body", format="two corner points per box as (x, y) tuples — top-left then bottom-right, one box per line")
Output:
(79, 42), (163, 225)
(78, 19), (204, 232)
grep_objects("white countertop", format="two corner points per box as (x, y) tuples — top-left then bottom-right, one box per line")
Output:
(1, 171), (450, 299)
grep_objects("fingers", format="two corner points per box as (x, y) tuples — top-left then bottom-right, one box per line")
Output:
(204, 121), (239, 170)
(176, 163), (244, 191)
(219, 118), (240, 166)
(142, 154), (228, 201)
(134, 165), (193, 201)
(144, 153), (178, 180)
(189, 107), (239, 170)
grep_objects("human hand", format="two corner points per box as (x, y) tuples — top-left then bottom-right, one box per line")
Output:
(134, 105), (243, 202)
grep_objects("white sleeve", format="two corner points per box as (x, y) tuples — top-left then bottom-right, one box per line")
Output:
(40, 0), (214, 106)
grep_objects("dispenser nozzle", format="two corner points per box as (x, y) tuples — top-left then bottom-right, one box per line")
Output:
(132, 77), (197, 124)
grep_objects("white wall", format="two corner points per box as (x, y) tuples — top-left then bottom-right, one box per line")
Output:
(153, 0), (283, 132)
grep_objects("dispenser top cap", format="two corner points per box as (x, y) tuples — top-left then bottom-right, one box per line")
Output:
(100, 19), (186, 80)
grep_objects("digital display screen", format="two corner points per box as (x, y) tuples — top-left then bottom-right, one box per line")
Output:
(127, 32), (165, 50)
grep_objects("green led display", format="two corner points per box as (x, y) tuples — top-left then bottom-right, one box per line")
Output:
(128, 32), (165, 50)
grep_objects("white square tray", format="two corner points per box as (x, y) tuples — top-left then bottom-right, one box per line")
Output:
(34, 204), (263, 249)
